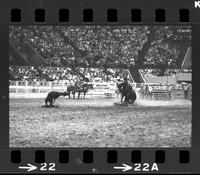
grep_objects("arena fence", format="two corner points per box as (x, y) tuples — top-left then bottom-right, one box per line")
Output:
(139, 88), (189, 100)
(9, 80), (119, 99)
(153, 90), (171, 100)
(9, 80), (191, 100)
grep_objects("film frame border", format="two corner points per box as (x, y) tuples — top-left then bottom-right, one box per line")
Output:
(0, 0), (200, 173)
(10, 8), (191, 23)
(3, 0), (200, 24)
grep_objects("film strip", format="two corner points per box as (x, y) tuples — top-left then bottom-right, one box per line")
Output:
(0, 0), (200, 174)
(9, 8), (191, 23)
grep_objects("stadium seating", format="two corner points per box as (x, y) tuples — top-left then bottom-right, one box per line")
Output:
(9, 65), (131, 83)
(9, 26), (191, 84)
(9, 26), (183, 68)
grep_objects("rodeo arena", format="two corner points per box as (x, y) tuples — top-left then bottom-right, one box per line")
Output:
(9, 26), (192, 147)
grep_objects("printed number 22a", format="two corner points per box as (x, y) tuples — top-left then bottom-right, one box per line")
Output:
(40, 163), (56, 171)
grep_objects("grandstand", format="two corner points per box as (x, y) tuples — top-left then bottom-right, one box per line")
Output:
(9, 26), (191, 100)
(9, 26), (191, 72)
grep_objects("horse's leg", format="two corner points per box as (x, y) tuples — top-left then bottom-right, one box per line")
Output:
(45, 99), (48, 106)
(50, 100), (53, 107)
(128, 94), (133, 104)
(53, 98), (56, 104)
(73, 92), (75, 99)
(121, 95), (124, 103)
(84, 92), (86, 98)
(78, 92), (80, 99)
(124, 94), (129, 104)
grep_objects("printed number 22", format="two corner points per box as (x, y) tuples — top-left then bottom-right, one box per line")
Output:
(40, 163), (56, 171)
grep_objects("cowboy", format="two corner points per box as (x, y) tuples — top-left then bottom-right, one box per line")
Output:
(118, 77), (130, 92)
(117, 77), (134, 103)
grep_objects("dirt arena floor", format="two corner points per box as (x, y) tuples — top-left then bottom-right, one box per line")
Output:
(9, 97), (192, 148)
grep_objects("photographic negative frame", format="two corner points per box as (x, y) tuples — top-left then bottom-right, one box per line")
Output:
(0, 0), (200, 174)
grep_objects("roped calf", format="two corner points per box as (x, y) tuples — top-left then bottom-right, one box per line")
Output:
(45, 91), (69, 107)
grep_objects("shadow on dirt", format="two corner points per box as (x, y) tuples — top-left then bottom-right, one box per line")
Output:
(41, 105), (59, 108)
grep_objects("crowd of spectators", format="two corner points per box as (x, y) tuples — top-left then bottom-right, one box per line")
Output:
(9, 26), (74, 66)
(9, 26), (190, 68)
(9, 26), (191, 87)
(140, 69), (180, 77)
(9, 66), (131, 84)
(9, 66), (40, 81)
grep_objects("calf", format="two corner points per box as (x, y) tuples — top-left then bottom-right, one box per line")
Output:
(45, 91), (69, 107)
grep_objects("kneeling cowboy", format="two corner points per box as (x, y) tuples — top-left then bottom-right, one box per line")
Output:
(119, 77), (130, 91)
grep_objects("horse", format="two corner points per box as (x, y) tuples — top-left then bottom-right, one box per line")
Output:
(67, 83), (93, 99)
(117, 82), (137, 104)
(125, 90), (137, 104)
(45, 91), (69, 107)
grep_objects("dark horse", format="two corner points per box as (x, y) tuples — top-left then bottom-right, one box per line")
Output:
(67, 83), (93, 99)
(45, 91), (69, 107)
(117, 82), (137, 104)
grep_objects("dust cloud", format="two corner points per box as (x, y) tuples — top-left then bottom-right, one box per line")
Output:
(135, 98), (191, 107)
